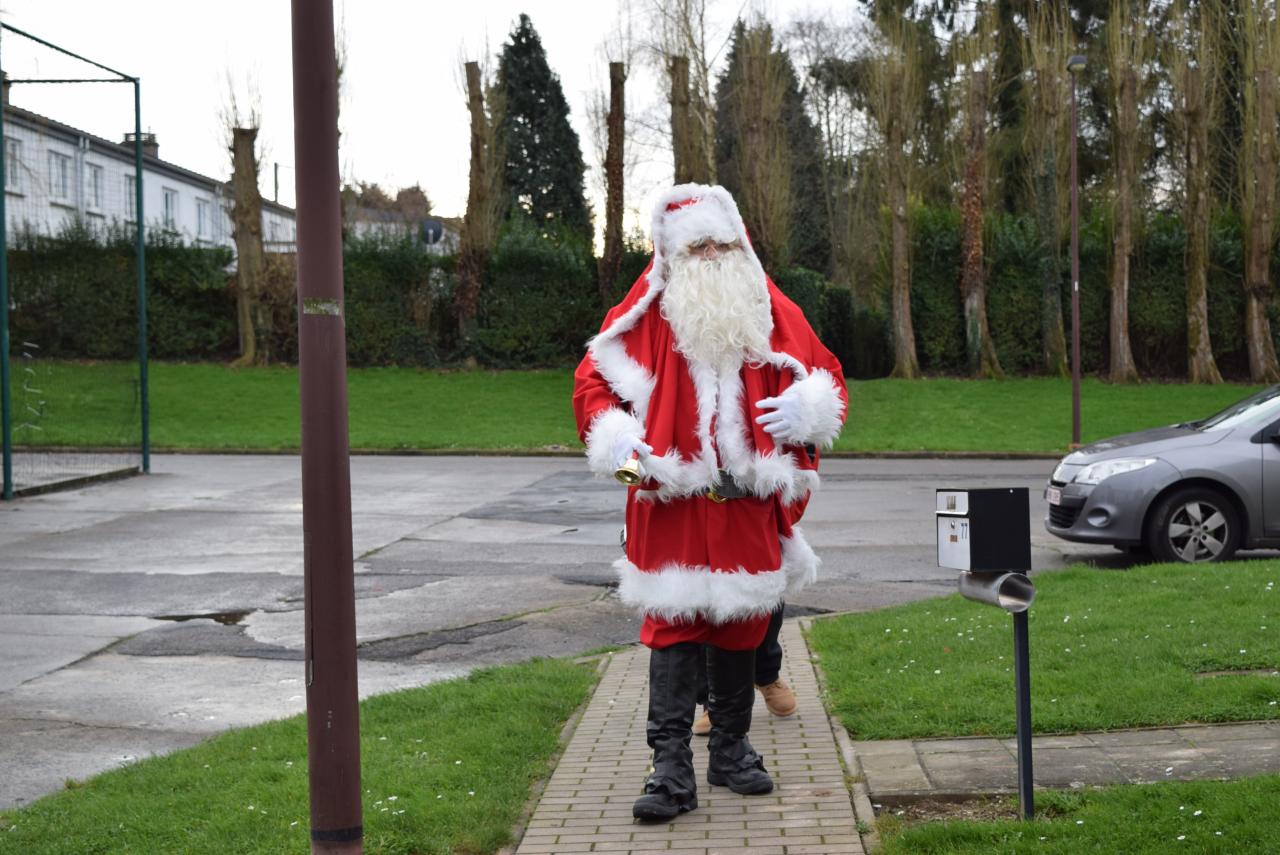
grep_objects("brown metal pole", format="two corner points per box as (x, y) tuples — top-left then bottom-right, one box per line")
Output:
(290, 2), (362, 853)
(1069, 70), (1082, 450)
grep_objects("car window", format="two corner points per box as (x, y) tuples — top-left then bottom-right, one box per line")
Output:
(1197, 385), (1280, 431)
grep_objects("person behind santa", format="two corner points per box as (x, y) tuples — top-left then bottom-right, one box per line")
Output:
(572, 183), (847, 821)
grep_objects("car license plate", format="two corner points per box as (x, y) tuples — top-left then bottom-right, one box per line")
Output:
(1046, 486), (1062, 505)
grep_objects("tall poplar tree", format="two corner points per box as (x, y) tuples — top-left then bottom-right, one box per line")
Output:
(497, 14), (591, 237)
(715, 20), (831, 273)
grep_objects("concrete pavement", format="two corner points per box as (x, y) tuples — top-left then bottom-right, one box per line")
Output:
(853, 721), (1280, 806)
(0, 453), (1113, 808)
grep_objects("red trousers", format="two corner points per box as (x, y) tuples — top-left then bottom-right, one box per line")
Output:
(640, 613), (770, 650)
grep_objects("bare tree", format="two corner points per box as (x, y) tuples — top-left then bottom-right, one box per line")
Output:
(670, 55), (696, 182)
(1171, 0), (1224, 383)
(220, 78), (268, 367)
(788, 15), (869, 290)
(457, 60), (505, 344)
(955, 5), (1003, 378)
(599, 62), (628, 301)
(587, 3), (643, 254)
(1104, 0), (1151, 384)
(1239, 0), (1280, 382)
(723, 21), (792, 270)
(641, 0), (718, 183)
(787, 14), (892, 319)
(1023, 1), (1071, 377)
(867, 14), (923, 379)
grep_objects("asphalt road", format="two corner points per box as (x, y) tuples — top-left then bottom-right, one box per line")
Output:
(0, 453), (1121, 809)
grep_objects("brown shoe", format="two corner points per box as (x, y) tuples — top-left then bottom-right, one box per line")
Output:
(692, 707), (712, 736)
(757, 679), (797, 717)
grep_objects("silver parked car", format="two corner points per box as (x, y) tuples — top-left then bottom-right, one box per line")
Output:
(1045, 385), (1280, 563)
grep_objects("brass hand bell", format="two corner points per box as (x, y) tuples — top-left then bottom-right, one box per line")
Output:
(614, 453), (643, 486)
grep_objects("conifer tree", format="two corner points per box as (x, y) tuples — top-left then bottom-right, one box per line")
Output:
(497, 14), (592, 238)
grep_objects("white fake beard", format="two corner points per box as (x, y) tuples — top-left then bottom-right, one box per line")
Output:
(660, 251), (772, 371)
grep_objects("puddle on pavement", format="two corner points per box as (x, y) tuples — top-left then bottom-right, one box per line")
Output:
(154, 610), (251, 626)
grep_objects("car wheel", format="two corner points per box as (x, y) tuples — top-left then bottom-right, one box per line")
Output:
(1145, 487), (1241, 564)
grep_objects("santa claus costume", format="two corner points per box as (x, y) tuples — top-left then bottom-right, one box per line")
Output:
(572, 184), (847, 820)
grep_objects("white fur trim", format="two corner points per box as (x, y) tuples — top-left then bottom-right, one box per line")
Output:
(584, 183), (831, 503)
(614, 529), (821, 623)
(769, 368), (846, 450)
(591, 353), (823, 504)
(781, 526), (821, 594)
(714, 361), (813, 504)
(766, 350), (809, 380)
(584, 407), (646, 478)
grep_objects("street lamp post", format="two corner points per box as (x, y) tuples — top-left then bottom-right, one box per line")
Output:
(290, 1), (363, 852)
(1068, 54), (1086, 450)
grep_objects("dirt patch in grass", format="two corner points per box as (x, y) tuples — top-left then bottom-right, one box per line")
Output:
(1194, 668), (1280, 679)
(877, 797), (1020, 825)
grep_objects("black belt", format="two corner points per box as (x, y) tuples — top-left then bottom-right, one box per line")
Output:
(704, 470), (750, 503)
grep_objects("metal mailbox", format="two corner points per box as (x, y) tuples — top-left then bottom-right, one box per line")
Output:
(936, 488), (1032, 572)
(936, 486), (1037, 820)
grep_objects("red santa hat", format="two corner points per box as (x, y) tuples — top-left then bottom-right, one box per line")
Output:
(645, 183), (768, 296)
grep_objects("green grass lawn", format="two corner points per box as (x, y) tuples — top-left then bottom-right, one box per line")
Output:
(11, 361), (1263, 453)
(0, 658), (597, 855)
(878, 776), (1280, 854)
(841, 376), (1263, 454)
(807, 560), (1280, 740)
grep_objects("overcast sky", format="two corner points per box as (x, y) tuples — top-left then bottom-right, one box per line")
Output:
(1, 0), (850, 232)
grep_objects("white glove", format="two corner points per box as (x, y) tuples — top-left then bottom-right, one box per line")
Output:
(754, 390), (803, 440)
(611, 433), (652, 470)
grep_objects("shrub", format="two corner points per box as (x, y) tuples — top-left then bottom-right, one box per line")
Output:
(475, 214), (600, 366)
(342, 235), (455, 367)
(7, 221), (235, 360)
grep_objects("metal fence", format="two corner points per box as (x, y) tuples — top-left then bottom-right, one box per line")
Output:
(1, 22), (149, 498)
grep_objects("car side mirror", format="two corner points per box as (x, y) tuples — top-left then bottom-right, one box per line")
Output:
(1253, 422), (1280, 444)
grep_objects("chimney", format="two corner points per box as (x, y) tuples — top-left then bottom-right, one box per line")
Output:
(123, 132), (159, 159)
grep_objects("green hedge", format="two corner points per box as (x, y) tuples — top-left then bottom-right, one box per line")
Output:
(8, 223), (235, 360)
(10, 210), (1275, 380)
(474, 215), (602, 366)
(342, 236), (455, 366)
(897, 206), (1274, 380)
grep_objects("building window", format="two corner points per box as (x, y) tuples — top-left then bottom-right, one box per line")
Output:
(48, 151), (72, 200)
(124, 174), (137, 220)
(86, 163), (104, 209)
(4, 137), (21, 191)
(269, 219), (279, 242)
(197, 198), (210, 238)
(163, 188), (178, 229)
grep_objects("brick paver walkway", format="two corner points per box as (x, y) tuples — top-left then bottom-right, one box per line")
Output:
(515, 621), (864, 854)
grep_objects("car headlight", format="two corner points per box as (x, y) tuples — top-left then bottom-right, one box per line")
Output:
(1074, 457), (1157, 486)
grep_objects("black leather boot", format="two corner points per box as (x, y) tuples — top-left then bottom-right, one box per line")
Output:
(705, 645), (774, 795)
(633, 642), (700, 821)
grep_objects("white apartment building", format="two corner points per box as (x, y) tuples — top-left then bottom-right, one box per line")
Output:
(3, 99), (295, 254)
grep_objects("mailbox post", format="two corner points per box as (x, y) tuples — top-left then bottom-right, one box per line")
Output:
(937, 488), (1036, 820)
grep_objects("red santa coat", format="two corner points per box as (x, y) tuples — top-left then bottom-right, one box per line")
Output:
(572, 184), (847, 649)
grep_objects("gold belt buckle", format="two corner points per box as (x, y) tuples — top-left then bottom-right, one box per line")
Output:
(705, 487), (728, 504)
